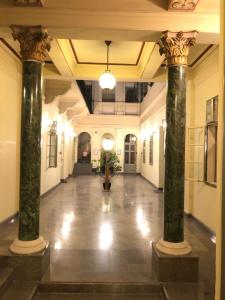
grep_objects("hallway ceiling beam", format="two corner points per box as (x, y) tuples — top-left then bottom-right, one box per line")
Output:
(0, 10), (219, 44)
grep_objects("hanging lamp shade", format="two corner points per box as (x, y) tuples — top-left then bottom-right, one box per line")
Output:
(99, 70), (116, 90)
(102, 138), (114, 151)
(99, 41), (116, 89)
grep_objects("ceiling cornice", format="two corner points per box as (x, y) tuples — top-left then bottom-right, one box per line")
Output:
(168, 0), (200, 11)
(14, 0), (45, 7)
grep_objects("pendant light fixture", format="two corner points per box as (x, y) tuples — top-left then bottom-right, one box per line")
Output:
(99, 41), (116, 90)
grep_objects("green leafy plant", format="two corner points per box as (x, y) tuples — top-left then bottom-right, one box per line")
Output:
(99, 150), (122, 174)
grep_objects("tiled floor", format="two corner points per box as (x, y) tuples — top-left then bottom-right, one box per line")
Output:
(0, 175), (216, 299)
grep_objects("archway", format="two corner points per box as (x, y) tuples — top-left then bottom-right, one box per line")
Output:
(124, 134), (137, 173)
(77, 132), (91, 163)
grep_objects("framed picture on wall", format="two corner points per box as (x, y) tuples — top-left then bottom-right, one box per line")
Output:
(149, 135), (153, 165)
(204, 96), (218, 187)
(206, 96), (218, 123)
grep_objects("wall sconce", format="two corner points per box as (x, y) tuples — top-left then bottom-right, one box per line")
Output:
(162, 119), (167, 130)
(149, 127), (157, 135)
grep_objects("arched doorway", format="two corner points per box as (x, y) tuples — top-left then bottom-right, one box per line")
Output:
(124, 134), (137, 173)
(78, 132), (91, 163)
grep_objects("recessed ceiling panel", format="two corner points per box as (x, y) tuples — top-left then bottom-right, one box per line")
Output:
(70, 40), (145, 65)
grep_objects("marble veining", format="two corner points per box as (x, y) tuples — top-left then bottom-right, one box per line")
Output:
(19, 61), (42, 241)
(164, 65), (186, 243)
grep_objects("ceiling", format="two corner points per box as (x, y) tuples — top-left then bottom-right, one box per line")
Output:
(0, 0), (220, 124)
(0, 36), (217, 82)
(69, 40), (145, 66)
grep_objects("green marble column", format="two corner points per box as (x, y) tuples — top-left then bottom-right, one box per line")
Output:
(156, 31), (197, 254)
(10, 26), (51, 252)
(19, 61), (42, 240)
(164, 65), (186, 242)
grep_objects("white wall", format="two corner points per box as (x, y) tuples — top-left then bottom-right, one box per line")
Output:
(0, 44), (21, 222)
(41, 103), (75, 195)
(75, 114), (140, 173)
(140, 83), (166, 188)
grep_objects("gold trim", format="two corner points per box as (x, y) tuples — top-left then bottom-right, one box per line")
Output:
(168, 0), (200, 11)
(157, 31), (197, 66)
(14, 0), (45, 7)
(10, 25), (51, 62)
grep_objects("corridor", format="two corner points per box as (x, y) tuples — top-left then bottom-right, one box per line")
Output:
(0, 175), (215, 299)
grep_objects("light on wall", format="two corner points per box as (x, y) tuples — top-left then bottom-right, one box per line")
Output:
(99, 41), (116, 90)
(162, 119), (167, 130)
(102, 138), (114, 151)
(149, 127), (157, 135)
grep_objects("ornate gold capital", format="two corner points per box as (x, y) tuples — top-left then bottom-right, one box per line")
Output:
(10, 25), (51, 62)
(14, 0), (45, 6)
(168, 0), (199, 11)
(157, 31), (197, 66)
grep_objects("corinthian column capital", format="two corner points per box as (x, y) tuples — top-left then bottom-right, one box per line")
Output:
(157, 31), (197, 66)
(10, 25), (51, 62)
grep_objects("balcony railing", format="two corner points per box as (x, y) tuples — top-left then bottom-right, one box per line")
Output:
(93, 101), (141, 115)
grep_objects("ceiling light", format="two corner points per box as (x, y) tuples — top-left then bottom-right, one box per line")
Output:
(102, 138), (114, 151)
(99, 41), (116, 90)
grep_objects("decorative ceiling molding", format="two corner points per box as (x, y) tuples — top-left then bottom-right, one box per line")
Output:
(14, 0), (45, 7)
(69, 40), (145, 67)
(168, 0), (200, 11)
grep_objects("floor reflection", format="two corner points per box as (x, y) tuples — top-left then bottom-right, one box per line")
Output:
(136, 208), (150, 237)
(99, 222), (113, 250)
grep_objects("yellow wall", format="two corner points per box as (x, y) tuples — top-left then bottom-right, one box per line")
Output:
(185, 47), (219, 232)
(0, 44), (22, 222)
(0, 44), (75, 221)
(215, 1), (225, 298)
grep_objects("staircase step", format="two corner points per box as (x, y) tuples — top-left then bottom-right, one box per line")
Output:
(0, 268), (14, 297)
(1, 281), (37, 300)
(34, 283), (167, 300)
(35, 293), (165, 300)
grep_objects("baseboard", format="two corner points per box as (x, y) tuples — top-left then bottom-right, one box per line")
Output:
(0, 180), (67, 228)
(184, 212), (215, 238)
(41, 181), (61, 197)
(0, 212), (18, 229)
(139, 174), (163, 191)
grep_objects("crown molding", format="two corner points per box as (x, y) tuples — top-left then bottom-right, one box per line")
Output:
(168, 0), (200, 11)
(14, 0), (45, 7)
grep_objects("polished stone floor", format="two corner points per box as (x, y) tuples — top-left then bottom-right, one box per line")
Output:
(0, 175), (215, 299)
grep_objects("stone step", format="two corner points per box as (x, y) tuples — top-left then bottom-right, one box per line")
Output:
(34, 282), (167, 300)
(1, 281), (37, 300)
(0, 268), (14, 297)
(35, 293), (165, 300)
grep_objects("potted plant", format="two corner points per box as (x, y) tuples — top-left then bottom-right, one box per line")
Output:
(99, 150), (122, 191)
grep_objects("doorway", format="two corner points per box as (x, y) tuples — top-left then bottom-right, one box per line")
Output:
(78, 132), (91, 163)
(124, 134), (137, 173)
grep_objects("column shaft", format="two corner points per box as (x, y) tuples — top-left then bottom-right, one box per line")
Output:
(19, 61), (42, 241)
(164, 65), (186, 243)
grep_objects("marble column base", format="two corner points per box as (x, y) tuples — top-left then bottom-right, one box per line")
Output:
(0, 241), (50, 281)
(152, 242), (199, 282)
(156, 238), (191, 256)
(9, 236), (47, 255)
